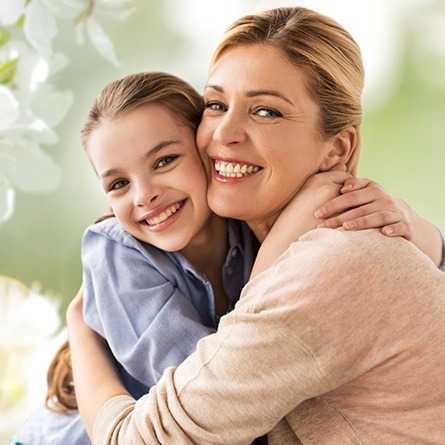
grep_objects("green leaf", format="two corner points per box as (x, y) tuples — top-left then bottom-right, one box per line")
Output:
(0, 58), (19, 85)
(0, 28), (11, 47)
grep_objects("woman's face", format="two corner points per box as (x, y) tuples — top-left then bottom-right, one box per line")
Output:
(197, 44), (336, 238)
(87, 103), (213, 252)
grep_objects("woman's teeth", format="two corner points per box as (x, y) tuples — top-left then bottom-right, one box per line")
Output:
(215, 161), (261, 177)
(146, 202), (182, 226)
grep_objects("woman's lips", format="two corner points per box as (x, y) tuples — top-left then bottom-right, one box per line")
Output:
(214, 160), (262, 178)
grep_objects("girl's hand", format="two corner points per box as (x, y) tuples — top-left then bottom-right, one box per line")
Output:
(66, 285), (98, 342)
(315, 177), (413, 237)
(315, 177), (444, 267)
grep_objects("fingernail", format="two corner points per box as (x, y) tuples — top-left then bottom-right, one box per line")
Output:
(344, 221), (357, 230)
(341, 184), (353, 191)
(317, 222), (328, 228)
(383, 226), (394, 235)
(314, 208), (326, 218)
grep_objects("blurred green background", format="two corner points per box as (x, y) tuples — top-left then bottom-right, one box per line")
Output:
(1, 0), (444, 321)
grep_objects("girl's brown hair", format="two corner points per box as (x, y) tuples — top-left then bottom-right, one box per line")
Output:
(46, 72), (204, 413)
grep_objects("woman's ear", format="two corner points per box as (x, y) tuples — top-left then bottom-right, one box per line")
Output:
(319, 126), (357, 172)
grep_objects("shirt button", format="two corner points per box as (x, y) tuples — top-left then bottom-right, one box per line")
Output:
(231, 248), (238, 258)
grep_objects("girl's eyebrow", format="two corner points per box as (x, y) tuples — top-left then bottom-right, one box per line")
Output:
(99, 140), (180, 180)
(204, 84), (294, 106)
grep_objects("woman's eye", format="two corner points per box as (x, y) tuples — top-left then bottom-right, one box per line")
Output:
(255, 107), (282, 118)
(109, 179), (129, 191)
(156, 155), (178, 168)
(204, 101), (227, 112)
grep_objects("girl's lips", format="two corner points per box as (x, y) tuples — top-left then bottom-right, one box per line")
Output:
(139, 200), (186, 229)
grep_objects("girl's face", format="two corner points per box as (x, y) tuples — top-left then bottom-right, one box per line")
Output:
(197, 44), (338, 239)
(87, 103), (212, 252)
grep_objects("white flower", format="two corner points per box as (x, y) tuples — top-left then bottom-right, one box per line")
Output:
(23, 0), (58, 58)
(0, 86), (19, 132)
(86, 16), (121, 67)
(75, 0), (136, 67)
(0, 276), (65, 439)
(0, 0), (26, 27)
(0, 41), (69, 222)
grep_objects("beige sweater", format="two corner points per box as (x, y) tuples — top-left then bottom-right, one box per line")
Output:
(94, 229), (445, 444)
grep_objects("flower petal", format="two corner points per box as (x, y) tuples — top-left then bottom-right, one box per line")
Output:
(86, 17), (121, 67)
(0, 140), (62, 193)
(23, 0), (57, 57)
(0, 0), (26, 26)
(0, 174), (15, 223)
(31, 83), (73, 128)
(0, 86), (19, 131)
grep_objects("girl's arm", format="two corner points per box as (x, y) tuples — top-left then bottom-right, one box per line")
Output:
(252, 173), (445, 279)
(67, 288), (129, 439)
(315, 178), (444, 269)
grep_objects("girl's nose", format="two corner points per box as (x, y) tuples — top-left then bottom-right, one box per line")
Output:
(134, 183), (161, 208)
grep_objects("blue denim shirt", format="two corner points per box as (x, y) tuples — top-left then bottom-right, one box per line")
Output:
(11, 217), (259, 445)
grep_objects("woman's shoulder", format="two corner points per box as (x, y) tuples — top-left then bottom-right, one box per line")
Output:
(288, 227), (440, 279)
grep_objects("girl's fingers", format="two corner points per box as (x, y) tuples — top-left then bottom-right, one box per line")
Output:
(381, 221), (413, 239)
(341, 177), (373, 192)
(315, 189), (378, 219)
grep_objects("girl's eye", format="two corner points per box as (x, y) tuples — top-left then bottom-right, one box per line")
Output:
(204, 101), (227, 112)
(109, 179), (129, 191)
(254, 107), (282, 118)
(156, 155), (178, 168)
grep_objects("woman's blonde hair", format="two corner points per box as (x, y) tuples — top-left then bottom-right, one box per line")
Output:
(211, 7), (365, 175)
(46, 72), (204, 413)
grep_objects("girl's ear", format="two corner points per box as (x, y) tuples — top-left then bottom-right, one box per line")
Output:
(319, 126), (357, 172)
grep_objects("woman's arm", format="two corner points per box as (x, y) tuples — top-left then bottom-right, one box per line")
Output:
(315, 178), (444, 268)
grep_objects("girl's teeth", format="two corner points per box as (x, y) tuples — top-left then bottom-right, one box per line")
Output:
(146, 202), (182, 226)
(215, 161), (260, 177)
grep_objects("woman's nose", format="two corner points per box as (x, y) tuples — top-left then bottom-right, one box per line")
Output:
(212, 110), (247, 147)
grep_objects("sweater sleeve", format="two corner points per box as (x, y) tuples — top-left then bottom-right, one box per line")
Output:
(82, 224), (215, 391)
(93, 228), (443, 444)
(438, 229), (445, 272)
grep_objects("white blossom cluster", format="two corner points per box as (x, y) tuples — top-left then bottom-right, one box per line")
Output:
(0, 275), (64, 439)
(0, 0), (135, 223)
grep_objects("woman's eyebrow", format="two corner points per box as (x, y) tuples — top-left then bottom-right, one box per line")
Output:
(204, 84), (293, 105)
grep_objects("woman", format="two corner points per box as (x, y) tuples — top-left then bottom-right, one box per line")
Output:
(68, 6), (445, 444)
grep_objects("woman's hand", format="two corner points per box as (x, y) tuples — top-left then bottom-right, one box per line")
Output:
(315, 177), (444, 267)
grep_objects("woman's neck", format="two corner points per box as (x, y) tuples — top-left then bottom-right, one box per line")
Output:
(246, 215), (279, 243)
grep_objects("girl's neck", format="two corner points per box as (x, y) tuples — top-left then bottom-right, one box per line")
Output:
(180, 214), (229, 276)
(181, 214), (230, 317)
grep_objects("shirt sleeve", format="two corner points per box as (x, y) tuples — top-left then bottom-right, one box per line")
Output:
(82, 226), (215, 389)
